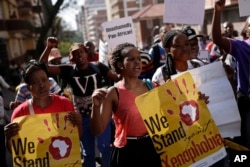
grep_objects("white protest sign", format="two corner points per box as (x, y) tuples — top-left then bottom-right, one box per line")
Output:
(101, 17), (136, 52)
(174, 62), (241, 138)
(163, 0), (205, 25)
(238, 0), (250, 17)
(99, 39), (109, 66)
(198, 50), (210, 63)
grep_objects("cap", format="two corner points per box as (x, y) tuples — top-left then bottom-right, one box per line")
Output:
(183, 27), (203, 40)
(69, 43), (84, 53)
(48, 48), (62, 62)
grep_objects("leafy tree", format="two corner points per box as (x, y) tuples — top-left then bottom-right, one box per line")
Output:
(58, 30), (84, 56)
(34, 0), (77, 59)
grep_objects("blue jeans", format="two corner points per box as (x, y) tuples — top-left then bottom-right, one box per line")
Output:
(81, 116), (112, 167)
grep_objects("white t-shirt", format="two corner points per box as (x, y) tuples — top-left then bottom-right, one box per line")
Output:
(152, 60), (204, 85)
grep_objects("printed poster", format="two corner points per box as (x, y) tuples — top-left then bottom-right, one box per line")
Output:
(11, 112), (82, 167)
(101, 17), (136, 52)
(135, 72), (226, 167)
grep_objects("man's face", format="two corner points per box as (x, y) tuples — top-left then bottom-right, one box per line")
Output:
(188, 38), (199, 59)
(223, 22), (234, 38)
(72, 48), (88, 65)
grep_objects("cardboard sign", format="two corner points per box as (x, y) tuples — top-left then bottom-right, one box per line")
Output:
(11, 112), (82, 166)
(198, 50), (210, 63)
(184, 62), (241, 138)
(135, 72), (226, 167)
(238, 0), (250, 17)
(163, 0), (205, 25)
(99, 39), (109, 66)
(101, 17), (136, 52)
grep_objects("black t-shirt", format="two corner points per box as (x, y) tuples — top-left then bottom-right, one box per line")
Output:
(59, 62), (110, 115)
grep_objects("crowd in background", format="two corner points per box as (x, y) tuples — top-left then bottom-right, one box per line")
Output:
(1, 0), (250, 166)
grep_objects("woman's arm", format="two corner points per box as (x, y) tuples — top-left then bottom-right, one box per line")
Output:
(4, 122), (20, 154)
(67, 112), (82, 138)
(39, 37), (62, 75)
(39, 37), (58, 64)
(90, 87), (116, 135)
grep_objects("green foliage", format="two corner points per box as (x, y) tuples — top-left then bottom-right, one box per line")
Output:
(57, 30), (84, 56)
(58, 41), (72, 56)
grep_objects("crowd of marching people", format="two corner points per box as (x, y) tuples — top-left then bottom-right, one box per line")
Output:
(2, 0), (250, 166)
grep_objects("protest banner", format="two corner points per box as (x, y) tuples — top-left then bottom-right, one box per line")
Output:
(11, 112), (82, 167)
(99, 39), (109, 67)
(163, 0), (205, 25)
(238, 0), (250, 17)
(183, 61), (241, 138)
(101, 17), (136, 52)
(135, 72), (226, 167)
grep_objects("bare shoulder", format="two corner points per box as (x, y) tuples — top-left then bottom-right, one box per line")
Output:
(107, 86), (119, 110)
(107, 86), (118, 99)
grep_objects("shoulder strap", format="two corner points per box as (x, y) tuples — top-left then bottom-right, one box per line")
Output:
(143, 78), (153, 90)
(112, 86), (119, 113)
(28, 99), (35, 115)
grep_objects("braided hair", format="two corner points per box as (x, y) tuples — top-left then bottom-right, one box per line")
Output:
(161, 30), (185, 80)
(109, 42), (136, 74)
(22, 60), (49, 84)
(162, 29), (184, 48)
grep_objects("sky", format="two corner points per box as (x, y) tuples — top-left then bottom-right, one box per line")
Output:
(53, 0), (84, 30)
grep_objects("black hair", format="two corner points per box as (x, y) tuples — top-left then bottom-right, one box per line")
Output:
(22, 60), (49, 84)
(161, 30), (185, 81)
(109, 42), (136, 74)
(162, 30), (184, 48)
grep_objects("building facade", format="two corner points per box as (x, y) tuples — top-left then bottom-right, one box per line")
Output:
(78, 0), (107, 48)
(129, 0), (247, 48)
(0, 0), (42, 75)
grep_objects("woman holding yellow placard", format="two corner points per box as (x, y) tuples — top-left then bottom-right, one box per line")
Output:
(91, 42), (162, 167)
(4, 60), (82, 154)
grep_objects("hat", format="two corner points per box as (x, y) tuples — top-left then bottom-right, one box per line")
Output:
(183, 27), (203, 40)
(48, 48), (62, 62)
(69, 43), (84, 53)
(140, 51), (151, 64)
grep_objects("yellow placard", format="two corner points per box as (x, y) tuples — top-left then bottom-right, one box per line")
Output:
(11, 112), (82, 167)
(135, 72), (226, 167)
